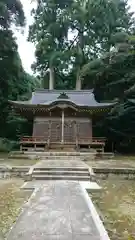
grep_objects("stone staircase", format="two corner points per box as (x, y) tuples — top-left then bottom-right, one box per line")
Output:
(24, 156), (95, 182)
(9, 150), (114, 161)
(31, 167), (91, 181)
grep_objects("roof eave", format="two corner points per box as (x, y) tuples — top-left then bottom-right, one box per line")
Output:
(9, 99), (117, 110)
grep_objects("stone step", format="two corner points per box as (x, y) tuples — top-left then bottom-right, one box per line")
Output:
(39, 157), (82, 161)
(49, 144), (76, 149)
(33, 170), (90, 176)
(39, 156), (81, 159)
(32, 175), (90, 181)
(34, 167), (89, 171)
(8, 154), (95, 160)
(95, 152), (114, 159)
(34, 156), (95, 161)
(8, 155), (30, 160)
(8, 155), (76, 160)
(9, 151), (114, 161)
(11, 150), (95, 155)
(10, 150), (113, 156)
(23, 152), (95, 156)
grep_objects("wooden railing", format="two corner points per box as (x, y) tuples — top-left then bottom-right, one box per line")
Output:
(20, 136), (45, 142)
(77, 137), (106, 145)
(92, 137), (106, 143)
(20, 136), (106, 144)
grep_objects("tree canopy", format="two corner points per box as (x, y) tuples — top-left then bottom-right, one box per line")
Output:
(0, 0), (38, 145)
(29, 0), (134, 88)
(0, 0), (25, 29)
(28, 0), (135, 152)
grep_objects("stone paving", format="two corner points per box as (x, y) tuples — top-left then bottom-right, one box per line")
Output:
(7, 181), (103, 240)
(35, 159), (88, 168)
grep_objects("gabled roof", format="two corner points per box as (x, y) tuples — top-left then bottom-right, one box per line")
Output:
(9, 89), (115, 108)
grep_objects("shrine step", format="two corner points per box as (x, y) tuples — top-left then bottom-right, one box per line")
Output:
(23, 151), (95, 156)
(33, 170), (89, 176)
(34, 167), (88, 171)
(10, 151), (95, 156)
(49, 144), (76, 151)
(25, 165), (92, 182)
(39, 156), (82, 160)
(32, 175), (90, 181)
(9, 152), (96, 160)
(9, 151), (114, 160)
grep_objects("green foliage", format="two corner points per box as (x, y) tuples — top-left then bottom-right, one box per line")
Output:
(29, 0), (134, 86)
(28, 0), (135, 152)
(29, 0), (71, 78)
(82, 33), (135, 152)
(0, 29), (36, 140)
(0, 0), (25, 28)
(0, 0), (39, 150)
(0, 138), (19, 152)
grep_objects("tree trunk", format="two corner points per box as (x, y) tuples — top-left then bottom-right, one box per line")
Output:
(76, 68), (81, 90)
(49, 66), (54, 90)
(76, 31), (84, 90)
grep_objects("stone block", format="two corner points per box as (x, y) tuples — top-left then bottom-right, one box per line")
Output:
(25, 174), (32, 181)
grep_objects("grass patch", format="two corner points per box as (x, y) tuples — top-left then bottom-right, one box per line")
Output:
(0, 158), (38, 166)
(91, 178), (135, 240)
(86, 159), (135, 168)
(113, 155), (135, 161)
(0, 179), (32, 239)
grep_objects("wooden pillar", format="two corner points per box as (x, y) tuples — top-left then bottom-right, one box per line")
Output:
(75, 121), (77, 145)
(34, 137), (36, 151)
(48, 120), (50, 147)
(34, 143), (36, 151)
(48, 112), (52, 148)
(91, 118), (93, 142)
(20, 144), (22, 152)
(61, 109), (64, 144)
(49, 67), (54, 90)
(75, 121), (79, 151)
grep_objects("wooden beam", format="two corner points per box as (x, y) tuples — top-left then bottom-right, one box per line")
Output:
(61, 110), (64, 144)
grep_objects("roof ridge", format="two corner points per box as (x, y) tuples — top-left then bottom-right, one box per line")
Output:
(34, 89), (94, 94)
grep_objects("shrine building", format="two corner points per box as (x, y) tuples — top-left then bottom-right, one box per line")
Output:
(9, 89), (115, 151)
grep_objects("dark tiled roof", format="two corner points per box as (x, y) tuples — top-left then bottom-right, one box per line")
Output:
(9, 89), (115, 108)
(30, 89), (113, 107)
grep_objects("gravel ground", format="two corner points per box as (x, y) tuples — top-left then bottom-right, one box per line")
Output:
(91, 178), (135, 240)
(0, 179), (32, 239)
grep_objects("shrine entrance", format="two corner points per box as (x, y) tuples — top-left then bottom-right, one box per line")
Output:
(32, 107), (92, 147)
(49, 111), (77, 144)
(49, 111), (92, 146)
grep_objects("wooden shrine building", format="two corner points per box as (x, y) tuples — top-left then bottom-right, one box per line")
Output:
(9, 89), (115, 151)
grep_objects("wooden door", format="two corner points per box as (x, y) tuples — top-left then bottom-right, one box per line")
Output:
(50, 118), (62, 143)
(64, 120), (76, 143)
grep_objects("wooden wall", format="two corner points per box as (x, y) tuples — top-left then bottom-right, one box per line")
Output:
(33, 117), (49, 138)
(33, 116), (92, 142)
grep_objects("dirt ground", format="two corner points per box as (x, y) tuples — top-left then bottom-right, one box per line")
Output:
(0, 179), (32, 239)
(87, 156), (135, 169)
(0, 158), (38, 166)
(91, 178), (135, 240)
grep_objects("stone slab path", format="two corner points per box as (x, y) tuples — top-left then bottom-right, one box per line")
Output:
(34, 159), (88, 168)
(7, 181), (106, 240)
